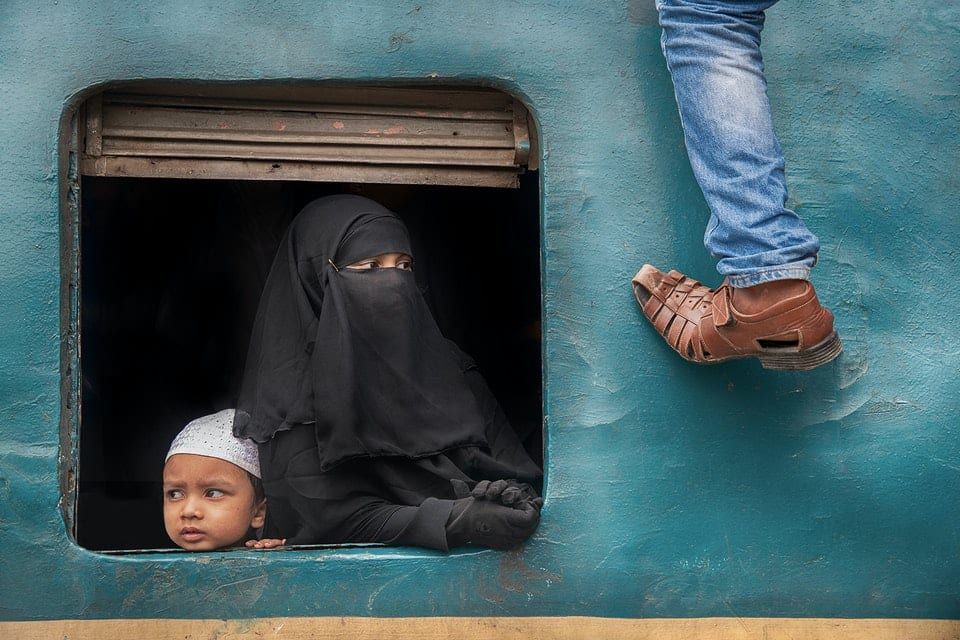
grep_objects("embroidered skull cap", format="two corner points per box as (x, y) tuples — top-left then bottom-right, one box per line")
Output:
(165, 408), (260, 478)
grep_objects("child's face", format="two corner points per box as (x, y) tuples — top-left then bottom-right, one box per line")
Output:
(162, 454), (265, 551)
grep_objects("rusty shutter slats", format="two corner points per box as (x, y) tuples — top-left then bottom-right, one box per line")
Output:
(81, 86), (532, 187)
(102, 109), (514, 147)
(100, 140), (516, 166)
(84, 157), (520, 188)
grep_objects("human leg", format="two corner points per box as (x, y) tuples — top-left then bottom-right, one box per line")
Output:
(633, 0), (839, 369)
(656, 0), (819, 285)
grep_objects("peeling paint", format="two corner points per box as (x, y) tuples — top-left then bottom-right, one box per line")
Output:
(497, 551), (562, 596)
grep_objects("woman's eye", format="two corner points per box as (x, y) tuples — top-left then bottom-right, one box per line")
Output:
(205, 489), (225, 499)
(347, 261), (378, 271)
(397, 261), (413, 271)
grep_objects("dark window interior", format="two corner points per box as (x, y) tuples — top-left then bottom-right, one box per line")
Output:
(76, 173), (541, 551)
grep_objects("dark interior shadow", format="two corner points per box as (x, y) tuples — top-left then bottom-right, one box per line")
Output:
(77, 173), (541, 551)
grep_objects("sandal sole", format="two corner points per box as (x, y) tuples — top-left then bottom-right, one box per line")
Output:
(686, 332), (842, 370)
(757, 331), (843, 371)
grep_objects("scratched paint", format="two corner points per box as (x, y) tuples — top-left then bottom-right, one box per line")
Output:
(0, 0), (958, 622)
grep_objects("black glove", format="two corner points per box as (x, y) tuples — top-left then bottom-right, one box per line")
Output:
(450, 478), (475, 499)
(450, 478), (543, 509)
(444, 497), (540, 550)
(491, 482), (542, 509)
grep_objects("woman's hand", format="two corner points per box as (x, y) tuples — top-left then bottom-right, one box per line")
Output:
(244, 538), (287, 549)
(444, 497), (540, 550)
(451, 478), (543, 509)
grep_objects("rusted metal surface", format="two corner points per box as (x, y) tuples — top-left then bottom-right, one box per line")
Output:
(512, 105), (531, 167)
(57, 106), (82, 541)
(80, 86), (533, 187)
(99, 140), (516, 165)
(81, 156), (520, 187)
(83, 94), (102, 157)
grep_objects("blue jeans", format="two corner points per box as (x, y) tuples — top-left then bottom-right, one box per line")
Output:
(657, 0), (820, 288)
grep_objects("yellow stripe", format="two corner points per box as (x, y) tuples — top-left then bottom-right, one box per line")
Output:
(2, 616), (959, 640)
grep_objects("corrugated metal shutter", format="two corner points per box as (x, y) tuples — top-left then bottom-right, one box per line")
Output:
(80, 85), (535, 188)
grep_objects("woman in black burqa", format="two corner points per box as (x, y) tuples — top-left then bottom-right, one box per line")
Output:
(233, 195), (543, 550)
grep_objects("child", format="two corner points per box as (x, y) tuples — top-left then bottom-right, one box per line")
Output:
(163, 409), (284, 551)
(233, 195), (543, 551)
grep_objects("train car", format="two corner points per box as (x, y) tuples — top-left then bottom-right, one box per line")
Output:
(1, 1), (958, 638)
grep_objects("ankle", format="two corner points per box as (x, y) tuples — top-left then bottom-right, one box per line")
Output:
(730, 279), (809, 314)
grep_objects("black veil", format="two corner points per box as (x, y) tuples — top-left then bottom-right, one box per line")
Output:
(232, 195), (489, 471)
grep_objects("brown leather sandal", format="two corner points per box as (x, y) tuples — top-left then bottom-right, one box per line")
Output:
(632, 264), (841, 371)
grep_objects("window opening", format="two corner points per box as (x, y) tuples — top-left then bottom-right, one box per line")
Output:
(67, 84), (541, 552)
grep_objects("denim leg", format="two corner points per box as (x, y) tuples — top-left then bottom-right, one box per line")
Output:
(657, 0), (820, 287)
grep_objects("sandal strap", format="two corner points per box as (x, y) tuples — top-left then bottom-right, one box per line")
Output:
(641, 271), (720, 361)
(711, 284), (734, 327)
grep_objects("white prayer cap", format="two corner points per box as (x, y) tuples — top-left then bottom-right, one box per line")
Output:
(165, 409), (260, 478)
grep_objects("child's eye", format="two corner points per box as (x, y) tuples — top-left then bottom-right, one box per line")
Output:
(205, 489), (225, 498)
(166, 489), (184, 500)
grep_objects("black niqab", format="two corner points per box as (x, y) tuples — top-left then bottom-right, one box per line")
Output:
(233, 195), (488, 471)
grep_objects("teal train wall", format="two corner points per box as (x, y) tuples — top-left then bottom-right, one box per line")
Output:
(1, 0), (958, 621)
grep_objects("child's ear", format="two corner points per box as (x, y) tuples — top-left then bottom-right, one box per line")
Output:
(250, 498), (267, 530)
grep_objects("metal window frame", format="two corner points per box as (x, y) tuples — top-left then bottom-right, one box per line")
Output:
(59, 82), (542, 550)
